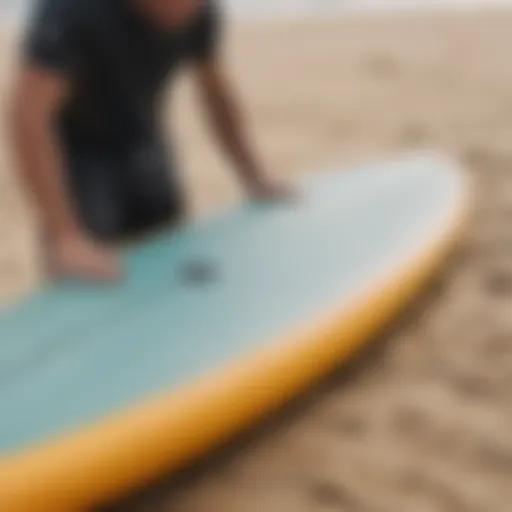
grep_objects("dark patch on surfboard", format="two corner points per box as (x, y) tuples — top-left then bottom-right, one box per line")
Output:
(179, 259), (218, 286)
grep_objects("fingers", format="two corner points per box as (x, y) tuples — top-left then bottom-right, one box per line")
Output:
(48, 235), (121, 283)
(253, 182), (299, 204)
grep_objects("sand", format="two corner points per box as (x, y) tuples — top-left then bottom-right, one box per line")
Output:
(2, 7), (512, 512)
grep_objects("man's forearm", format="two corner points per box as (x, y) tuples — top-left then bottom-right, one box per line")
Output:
(10, 110), (79, 238)
(201, 78), (265, 187)
(214, 107), (262, 185)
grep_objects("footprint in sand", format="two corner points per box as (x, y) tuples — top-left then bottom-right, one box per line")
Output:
(484, 269), (512, 298)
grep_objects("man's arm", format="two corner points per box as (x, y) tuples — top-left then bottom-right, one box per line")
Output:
(7, 0), (118, 281)
(9, 65), (79, 238)
(193, 61), (269, 192)
(8, 65), (117, 280)
(189, 2), (289, 197)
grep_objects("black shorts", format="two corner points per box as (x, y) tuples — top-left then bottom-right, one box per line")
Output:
(64, 139), (185, 243)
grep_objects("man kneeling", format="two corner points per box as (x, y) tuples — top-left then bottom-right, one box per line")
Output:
(9, 0), (285, 281)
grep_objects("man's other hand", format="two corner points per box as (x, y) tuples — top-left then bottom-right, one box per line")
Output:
(47, 233), (120, 283)
(248, 177), (298, 203)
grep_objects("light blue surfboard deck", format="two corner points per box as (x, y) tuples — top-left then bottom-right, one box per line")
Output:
(0, 153), (468, 511)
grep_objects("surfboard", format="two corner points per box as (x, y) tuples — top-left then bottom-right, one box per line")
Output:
(0, 152), (468, 511)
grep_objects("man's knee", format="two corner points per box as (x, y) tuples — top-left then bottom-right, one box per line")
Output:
(67, 155), (126, 242)
(124, 141), (185, 231)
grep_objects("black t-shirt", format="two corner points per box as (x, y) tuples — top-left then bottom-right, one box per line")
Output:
(23, 0), (221, 149)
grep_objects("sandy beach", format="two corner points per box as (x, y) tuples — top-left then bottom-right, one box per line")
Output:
(2, 6), (512, 512)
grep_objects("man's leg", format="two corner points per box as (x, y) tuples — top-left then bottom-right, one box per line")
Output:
(120, 140), (186, 237)
(67, 152), (128, 243)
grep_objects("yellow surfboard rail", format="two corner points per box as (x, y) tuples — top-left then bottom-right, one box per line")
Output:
(0, 164), (471, 512)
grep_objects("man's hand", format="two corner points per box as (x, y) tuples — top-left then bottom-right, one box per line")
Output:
(47, 233), (119, 282)
(247, 176), (297, 202)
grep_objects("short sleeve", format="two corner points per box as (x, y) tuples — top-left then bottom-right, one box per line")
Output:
(189, 1), (222, 62)
(22, 0), (79, 74)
